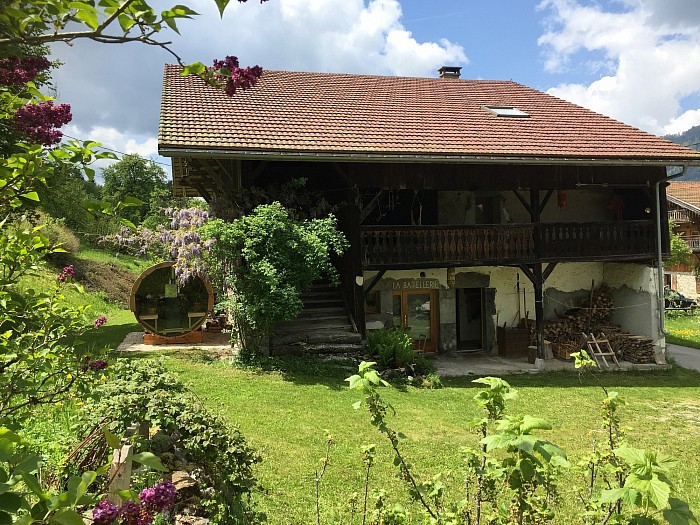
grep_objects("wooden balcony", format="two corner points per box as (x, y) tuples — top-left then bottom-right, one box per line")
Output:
(360, 221), (657, 269)
(679, 236), (700, 251)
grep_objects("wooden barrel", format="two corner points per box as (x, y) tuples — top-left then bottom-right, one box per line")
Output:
(129, 261), (214, 337)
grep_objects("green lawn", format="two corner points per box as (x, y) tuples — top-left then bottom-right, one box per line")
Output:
(149, 352), (700, 524)
(666, 311), (700, 349)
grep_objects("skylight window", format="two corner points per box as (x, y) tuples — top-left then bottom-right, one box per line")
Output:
(483, 105), (530, 118)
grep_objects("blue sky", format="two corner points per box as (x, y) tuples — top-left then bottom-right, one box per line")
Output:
(49, 0), (700, 175)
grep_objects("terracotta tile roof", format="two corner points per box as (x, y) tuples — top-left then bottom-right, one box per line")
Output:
(667, 181), (700, 210)
(159, 66), (700, 164)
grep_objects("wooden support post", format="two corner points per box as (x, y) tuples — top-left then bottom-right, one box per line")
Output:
(108, 444), (133, 504)
(529, 189), (545, 359)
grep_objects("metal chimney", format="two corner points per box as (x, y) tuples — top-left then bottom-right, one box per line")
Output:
(438, 66), (462, 79)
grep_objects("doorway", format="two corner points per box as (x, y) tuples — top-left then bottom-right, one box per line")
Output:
(392, 290), (439, 352)
(457, 288), (483, 350)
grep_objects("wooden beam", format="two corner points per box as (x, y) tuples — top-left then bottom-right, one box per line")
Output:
(364, 270), (386, 297)
(512, 190), (531, 215)
(539, 189), (554, 215)
(542, 262), (558, 281)
(360, 190), (385, 223)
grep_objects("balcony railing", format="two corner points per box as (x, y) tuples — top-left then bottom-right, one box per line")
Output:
(669, 209), (692, 223)
(679, 236), (700, 250)
(360, 221), (657, 268)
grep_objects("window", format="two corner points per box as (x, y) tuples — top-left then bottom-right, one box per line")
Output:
(483, 105), (530, 118)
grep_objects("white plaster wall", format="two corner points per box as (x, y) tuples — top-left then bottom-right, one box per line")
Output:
(672, 272), (698, 299)
(502, 189), (613, 224)
(364, 262), (664, 349)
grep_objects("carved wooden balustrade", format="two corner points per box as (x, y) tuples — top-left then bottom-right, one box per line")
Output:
(360, 221), (657, 268)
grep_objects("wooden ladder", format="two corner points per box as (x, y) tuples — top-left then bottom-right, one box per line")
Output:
(583, 332), (620, 368)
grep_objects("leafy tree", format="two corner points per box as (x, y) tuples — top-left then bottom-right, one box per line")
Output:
(100, 154), (168, 225)
(667, 220), (693, 269)
(200, 202), (349, 351)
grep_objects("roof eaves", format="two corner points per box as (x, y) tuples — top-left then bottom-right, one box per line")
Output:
(667, 194), (700, 216)
(159, 146), (700, 168)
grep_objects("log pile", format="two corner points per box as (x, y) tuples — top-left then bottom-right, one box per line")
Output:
(606, 332), (656, 364)
(528, 285), (656, 363)
(530, 286), (615, 344)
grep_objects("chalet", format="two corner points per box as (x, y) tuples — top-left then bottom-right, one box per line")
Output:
(665, 181), (700, 298)
(158, 65), (700, 358)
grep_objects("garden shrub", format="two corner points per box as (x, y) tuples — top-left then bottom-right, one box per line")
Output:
(366, 328), (415, 368)
(80, 359), (263, 524)
(40, 214), (80, 253)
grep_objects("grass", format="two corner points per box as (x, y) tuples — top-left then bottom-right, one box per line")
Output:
(73, 246), (153, 273)
(665, 311), (700, 349)
(141, 351), (700, 524)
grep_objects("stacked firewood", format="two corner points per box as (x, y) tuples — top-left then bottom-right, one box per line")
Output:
(607, 332), (656, 364)
(530, 286), (615, 344)
(529, 286), (656, 363)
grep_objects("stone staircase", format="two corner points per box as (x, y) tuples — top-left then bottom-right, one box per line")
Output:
(270, 281), (363, 355)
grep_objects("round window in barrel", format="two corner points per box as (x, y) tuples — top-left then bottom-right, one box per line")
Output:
(130, 261), (214, 337)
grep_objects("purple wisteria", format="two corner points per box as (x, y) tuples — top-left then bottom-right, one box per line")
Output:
(91, 480), (176, 525)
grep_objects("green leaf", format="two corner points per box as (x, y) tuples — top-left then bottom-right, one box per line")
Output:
(72, 7), (99, 29)
(0, 511), (12, 525)
(0, 429), (22, 444)
(351, 400), (362, 410)
(20, 473), (45, 500)
(119, 196), (146, 207)
(520, 415), (551, 434)
(614, 447), (648, 468)
(102, 427), (121, 449)
(115, 489), (138, 502)
(600, 487), (641, 507)
(625, 473), (671, 510)
(20, 192), (39, 201)
(130, 452), (166, 472)
(213, 0), (230, 16)
(52, 509), (86, 525)
(0, 492), (23, 513)
(181, 62), (206, 76)
(663, 498), (698, 525)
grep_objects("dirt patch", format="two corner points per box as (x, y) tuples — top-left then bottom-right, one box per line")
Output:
(50, 253), (139, 307)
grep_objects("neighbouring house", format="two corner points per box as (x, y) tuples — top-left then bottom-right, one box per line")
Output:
(666, 181), (700, 298)
(158, 65), (700, 358)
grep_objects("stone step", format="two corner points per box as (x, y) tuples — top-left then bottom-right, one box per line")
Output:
(270, 342), (363, 356)
(302, 298), (345, 308)
(295, 307), (348, 319)
(277, 316), (352, 330)
(273, 329), (361, 346)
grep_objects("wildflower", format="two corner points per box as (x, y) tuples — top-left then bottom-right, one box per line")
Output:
(57, 265), (75, 283)
(92, 499), (119, 525)
(139, 480), (177, 513)
(66, 373), (73, 380)
(94, 316), (108, 328)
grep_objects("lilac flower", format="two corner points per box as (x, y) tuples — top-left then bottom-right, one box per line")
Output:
(118, 500), (141, 525)
(88, 359), (108, 370)
(94, 316), (108, 328)
(92, 499), (119, 525)
(139, 480), (177, 513)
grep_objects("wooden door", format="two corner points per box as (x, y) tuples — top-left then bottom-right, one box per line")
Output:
(392, 289), (439, 352)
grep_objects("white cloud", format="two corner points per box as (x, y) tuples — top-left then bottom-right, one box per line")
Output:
(538, 0), (700, 134)
(64, 124), (168, 181)
(664, 109), (700, 136)
(50, 0), (467, 152)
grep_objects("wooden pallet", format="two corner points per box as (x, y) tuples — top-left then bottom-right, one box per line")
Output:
(583, 332), (620, 368)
